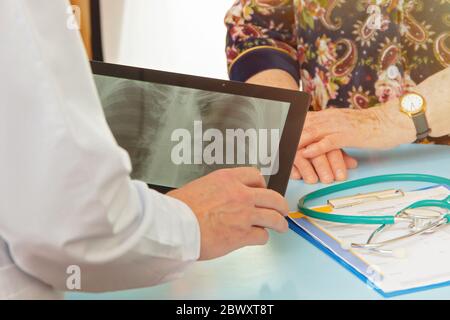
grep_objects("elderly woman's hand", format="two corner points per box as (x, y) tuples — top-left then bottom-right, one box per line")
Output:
(290, 148), (358, 184)
(298, 105), (417, 159)
(299, 67), (450, 159)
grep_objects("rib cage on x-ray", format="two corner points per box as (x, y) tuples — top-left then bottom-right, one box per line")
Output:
(94, 75), (289, 188)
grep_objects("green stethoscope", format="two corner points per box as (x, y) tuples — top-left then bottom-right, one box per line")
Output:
(298, 174), (450, 256)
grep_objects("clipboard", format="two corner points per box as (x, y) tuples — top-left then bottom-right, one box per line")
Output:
(288, 185), (450, 298)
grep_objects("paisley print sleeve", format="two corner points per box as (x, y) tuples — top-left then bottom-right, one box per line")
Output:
(225, 0), (300, 83)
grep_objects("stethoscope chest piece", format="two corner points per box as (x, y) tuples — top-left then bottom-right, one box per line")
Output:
(399, 208), (446, 233)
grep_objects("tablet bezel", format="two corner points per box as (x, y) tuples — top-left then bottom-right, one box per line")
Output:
(91, 61), (310, 195)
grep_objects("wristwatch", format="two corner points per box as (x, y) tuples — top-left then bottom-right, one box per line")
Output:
(399, 92), (430, 141)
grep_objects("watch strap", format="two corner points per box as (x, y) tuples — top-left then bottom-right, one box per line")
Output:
(412, 112), (430, 140)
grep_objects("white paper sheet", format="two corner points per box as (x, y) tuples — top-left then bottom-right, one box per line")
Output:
(302, 186), (450, 293)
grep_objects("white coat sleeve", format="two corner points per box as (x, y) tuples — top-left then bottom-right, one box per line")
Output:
(0, 0), (200, 292)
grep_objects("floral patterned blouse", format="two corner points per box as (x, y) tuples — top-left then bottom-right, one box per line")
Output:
(225, 0), (450, 144)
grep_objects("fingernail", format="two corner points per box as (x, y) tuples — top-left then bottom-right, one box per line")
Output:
(304, 177), (318, 184)
(322, 175), (334, 184)
(335, 169), (346, 181)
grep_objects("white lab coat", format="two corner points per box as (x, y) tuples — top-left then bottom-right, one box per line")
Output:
(0, 0), (200, 299)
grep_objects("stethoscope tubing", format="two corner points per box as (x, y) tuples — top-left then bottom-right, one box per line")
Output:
(297, 174), (450, 225)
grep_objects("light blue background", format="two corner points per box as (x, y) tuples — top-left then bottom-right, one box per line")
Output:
(67, 144), (450, 300)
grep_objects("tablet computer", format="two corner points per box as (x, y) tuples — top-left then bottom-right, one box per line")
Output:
(91, 61), (310, 195)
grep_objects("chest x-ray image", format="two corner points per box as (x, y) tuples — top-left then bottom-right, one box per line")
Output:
(94, 74), (290, 188)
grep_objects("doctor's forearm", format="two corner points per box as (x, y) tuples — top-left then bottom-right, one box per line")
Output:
(11, 179), (200, 292)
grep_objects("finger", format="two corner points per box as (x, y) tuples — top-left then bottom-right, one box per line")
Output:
(251, 208), (289, 233)
(252, 188), (289, 216)
(326, 150), (347, 181)
(311, 154), (334, 184)
(301, 135), (343, 158)
(342, 151), (358, 169)
(244, 227), (270, 246)
(228, 167), (266, 188)
(290, 165), (301, 180)
(294, 152), (318, 184)
(299, 130), (315, 149)
(298, 126), (321, 149)
(298, 111), (335, 148)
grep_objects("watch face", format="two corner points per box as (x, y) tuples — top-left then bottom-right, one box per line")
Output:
(401, 93), (425, 114)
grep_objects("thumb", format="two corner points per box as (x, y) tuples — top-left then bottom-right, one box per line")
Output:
(301, 136), (342, 158)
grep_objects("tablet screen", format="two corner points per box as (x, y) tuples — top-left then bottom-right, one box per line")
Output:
(93, 71), (297, 193)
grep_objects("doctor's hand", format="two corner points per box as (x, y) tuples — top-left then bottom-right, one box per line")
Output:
(167, 167), (289, 260)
